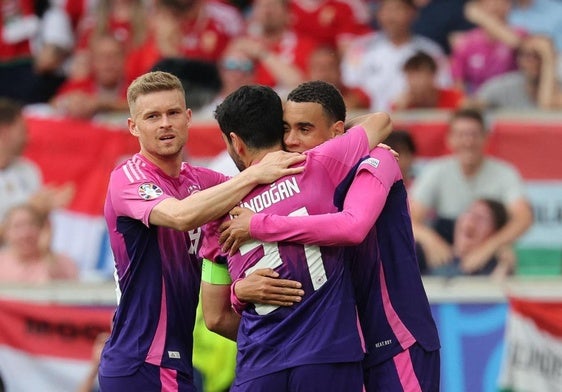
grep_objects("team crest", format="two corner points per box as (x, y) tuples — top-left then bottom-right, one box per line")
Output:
(138, 183), (163, 200)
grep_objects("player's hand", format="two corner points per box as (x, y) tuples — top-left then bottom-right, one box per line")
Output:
(249, 150), (305, 184)
(220, 206), (254, 255)
(377, 143), (399, 160)
(235, 268), (304, 306)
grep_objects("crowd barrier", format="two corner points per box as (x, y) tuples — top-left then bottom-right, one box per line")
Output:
(2, 277), (562, 392)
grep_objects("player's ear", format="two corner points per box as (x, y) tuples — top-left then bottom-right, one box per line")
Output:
(332, 120), (345, 137)
(230, 132), (245, 155)
(128, 118), (139, 136)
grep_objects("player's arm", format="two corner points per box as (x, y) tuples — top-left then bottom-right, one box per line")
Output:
(200, 259), (240, 341)
(220, 150), (398, 253)
(221, 171), (388, 254)
(345, 111), (392, 149)
(150, 150), (305, 231)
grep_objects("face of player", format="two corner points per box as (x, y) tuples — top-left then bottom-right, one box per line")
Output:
(2, 115), (28, 161)
(128, 89), (191, 162)
(447, 117), (486, 170)
(283, 101), (342, 153)
(454, 200), (497, 256)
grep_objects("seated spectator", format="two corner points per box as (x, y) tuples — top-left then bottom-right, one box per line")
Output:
(451, 0), (526, 95)
(69, 0), (149, 83)
(412, 0), (475, 55)
(509, 0), (562, 53)
(0, 98), (74, 222)
(306, 45), (370, 110)
(341, 0), (451, 111)
(231, 0), (316, 96)
(289, 0), (372, 54)
(0, 0), (40, 103)
(418, 198), (515, 278)
(50, 34), (129, 119)
(392, 51), (464, 110)
(409, 108), (533, 274)
(196, 41), (256, 119)
(383, 129), (417, 188)
(125, 0), (244, 80)
(0, 204), (78, 283)
(472, 35), (562, 110)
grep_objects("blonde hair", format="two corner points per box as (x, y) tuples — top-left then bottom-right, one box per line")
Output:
(127, 71), (186, 113)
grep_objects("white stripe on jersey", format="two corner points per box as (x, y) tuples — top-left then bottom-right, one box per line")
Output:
(122, 158), (147, 183)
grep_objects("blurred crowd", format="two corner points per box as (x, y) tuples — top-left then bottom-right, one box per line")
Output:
(2, 0), (560, 283)
(1, 0), (562, 117)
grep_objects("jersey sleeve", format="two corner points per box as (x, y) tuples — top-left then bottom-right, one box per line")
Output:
(249, 149), (399, 246)
(199, 218), (225, 262)
(310, 125), (371, 178)
(108, 168), (172, 227)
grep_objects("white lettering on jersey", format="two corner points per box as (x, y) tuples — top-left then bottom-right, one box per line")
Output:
(242, 177), (301, 213)
(188, 227), (201, 254)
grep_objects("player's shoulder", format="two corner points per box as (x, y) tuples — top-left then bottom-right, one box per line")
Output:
(185, 163), (230, 188)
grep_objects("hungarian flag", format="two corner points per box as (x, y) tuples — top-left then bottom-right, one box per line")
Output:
(0, 298), (113, 391)
(498, 297), (562, 392)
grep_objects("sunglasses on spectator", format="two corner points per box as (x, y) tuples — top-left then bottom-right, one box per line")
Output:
(221, 58), (254, 72)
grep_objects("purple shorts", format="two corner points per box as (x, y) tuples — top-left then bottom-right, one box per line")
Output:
(364, 343), (440, 392)
(231, 361), (363, 392)
(98, 362), (196, 392)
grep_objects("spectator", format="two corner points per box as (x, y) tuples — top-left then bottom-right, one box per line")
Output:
(392, 51), (464, 111)
(509, 0), (562, 53)
(197, 42), (256, 119)
(472, 35), (562, 110)
(125, 0), (245, 80)
(451, 0), (526, 95)
(306, 45), (370, 110)
(289, 0), (372, 53)
(341, 0), (451, 111)
(0, 204), (79, 283)
(32, 3), (76, 102)
(0, 98), (74, 222)
(412, 0), (475, 55)
(418, 198), (515, 278)
(50, 34), (129, 119)
(0, 0), (40, 103)
(69, 0), (149, 83)
(231, 0), (316, 95)
(409, 108), (533, 274)
(383, 129), (417, 188)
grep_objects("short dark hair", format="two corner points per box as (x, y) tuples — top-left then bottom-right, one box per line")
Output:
(480, 198), (509, 231)
(0, 98), (23, 126)
(403, 51), (437, 73)
(381, 0), (416, 9)
(287, 80), (346, 123)
(450, 108), (486, 130)
(384, 129), (416, 155)
(214, 85), (284, 149)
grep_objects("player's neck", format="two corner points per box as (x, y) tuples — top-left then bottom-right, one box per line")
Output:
(248, 146), (283, 167)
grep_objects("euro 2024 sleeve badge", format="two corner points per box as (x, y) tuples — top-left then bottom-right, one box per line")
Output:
(138, 183), (163, 200)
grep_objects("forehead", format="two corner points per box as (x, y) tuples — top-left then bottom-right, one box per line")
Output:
(450, 117), (484, 133)
(132, 89), (186, 116)
(283, 101), (330, 127)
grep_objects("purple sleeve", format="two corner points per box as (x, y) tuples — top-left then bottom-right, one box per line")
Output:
(249, 149), (400, 245)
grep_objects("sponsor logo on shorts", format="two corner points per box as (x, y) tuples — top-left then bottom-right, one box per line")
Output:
(168, 351), (181, 359)
(138, 183), (163, 200)
(375, 339), (392, 348)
